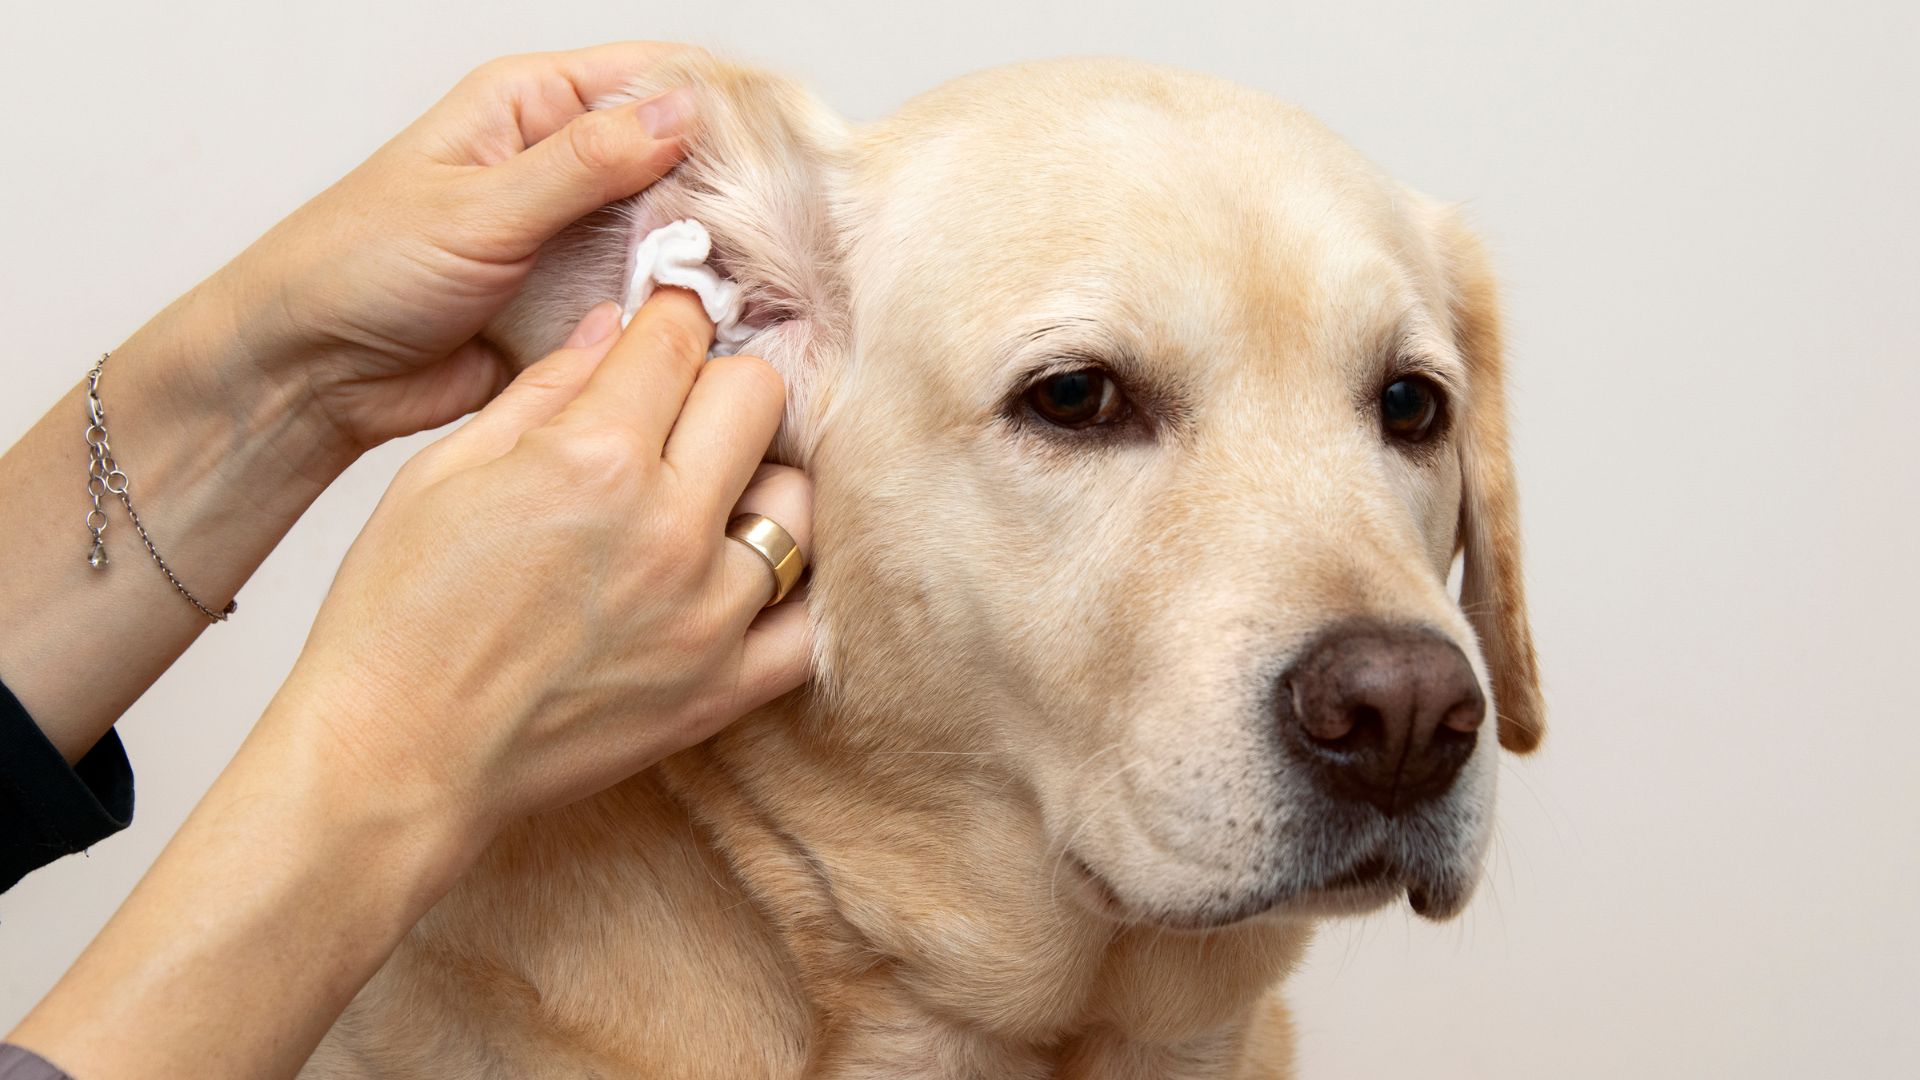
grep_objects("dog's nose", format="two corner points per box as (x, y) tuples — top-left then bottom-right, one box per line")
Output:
(1278, 622), (1485, 815)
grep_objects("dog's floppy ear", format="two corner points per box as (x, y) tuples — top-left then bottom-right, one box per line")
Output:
(1433, 209), (1545, 753)
(489, 55), (850, 462)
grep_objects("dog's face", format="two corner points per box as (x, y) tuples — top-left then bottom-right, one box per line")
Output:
(807, 63), (1541, 928)
(505, 56), (1544, 932)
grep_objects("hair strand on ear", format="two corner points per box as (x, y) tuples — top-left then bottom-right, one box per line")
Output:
(487, 54), (853, 467)
(1436, 206), (1545, 754)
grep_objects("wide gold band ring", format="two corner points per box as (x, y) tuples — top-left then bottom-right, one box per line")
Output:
(725, 513), (805, 607)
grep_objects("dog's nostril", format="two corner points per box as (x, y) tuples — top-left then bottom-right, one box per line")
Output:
(1307, 701), (1374, 747)
(1441, 698), (1486, 736)
(1346, 705), (1381, 740)
(1277, 621), (1484, 815)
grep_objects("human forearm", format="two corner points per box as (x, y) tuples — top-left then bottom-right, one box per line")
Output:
(0, 44), (695, 765)
(5, 289), (812, 1079)
(5, 700), (474, 1078)
(0, 269), (357, 762)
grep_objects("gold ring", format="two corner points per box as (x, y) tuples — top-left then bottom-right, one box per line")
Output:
(725, 513), (805, 607)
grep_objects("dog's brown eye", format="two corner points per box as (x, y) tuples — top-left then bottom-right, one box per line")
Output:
(1380, 376), (1443, 443)
(1026, 369), (1128, 429)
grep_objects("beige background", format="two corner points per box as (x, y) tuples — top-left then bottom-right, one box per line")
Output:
(3, 1), (1916, 1076)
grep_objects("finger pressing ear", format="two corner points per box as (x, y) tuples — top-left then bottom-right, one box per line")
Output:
(479, 89), (694, 253)
(506, 43), (707, 147)
(726, 597), (813, 715)
(720, 463), (814, 612)
(430, 302), (623, 469)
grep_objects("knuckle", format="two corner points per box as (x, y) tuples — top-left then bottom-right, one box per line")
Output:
(464, 54), (525, 89)
(391, 450), (443, 493)
(718, 355), (787, 408)
(561, 112), (631, 178)
(762, 464), (814, 506)
(512, 350), (592, 395)
(639, 312), (710, 368)
(511, 368), (575, 399)
(655, 504), (715, 564)
(534, 422), (641, 483)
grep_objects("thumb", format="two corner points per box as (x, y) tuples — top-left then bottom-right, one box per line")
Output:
(431, 303), (625, 469)
(479, 89), (694, 253)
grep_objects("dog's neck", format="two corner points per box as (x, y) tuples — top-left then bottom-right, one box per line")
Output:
(658, 691), (1311, 1076)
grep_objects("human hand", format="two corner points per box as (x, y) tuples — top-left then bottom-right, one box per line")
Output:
(3, 291), (808, 1076)
(0, 42), (701, 764)
(261, 288), (810, 839)
(213, 42), (700, 453)
(3, 52), (797, 1080)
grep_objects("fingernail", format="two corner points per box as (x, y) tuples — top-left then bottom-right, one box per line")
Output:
(634, 88), (695, 140)
(566, 302), (621, 347)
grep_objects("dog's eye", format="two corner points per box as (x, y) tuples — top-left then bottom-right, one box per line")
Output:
(1026, 369), (1129, 429)
(1379, 376), (1444, 443)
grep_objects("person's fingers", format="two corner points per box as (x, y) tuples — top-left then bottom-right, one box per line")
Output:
(442, 43), (701, 148)
(355, 337), (515, 444)
(664, 354), (786, 515)
(729, 598), (813, 711)
(561, 287), (713, 450)
(511, 43), (705, 145)
(655, 596), (809, 756)
(471, 89), (693, 253)
(717, 464), (813, 619)
(431, 302), (623, 469)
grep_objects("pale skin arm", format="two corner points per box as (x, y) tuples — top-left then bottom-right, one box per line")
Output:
(2, 42), (815, 1079)
(0, 42), (700, 763)
(8, 292), (813, 1079)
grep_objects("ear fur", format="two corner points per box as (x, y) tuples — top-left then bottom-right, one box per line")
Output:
(1434, 210), (1545, 753)
(487, 55), (851, 462)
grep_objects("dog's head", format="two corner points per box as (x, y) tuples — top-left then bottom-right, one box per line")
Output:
(506, 55), (1543, 929)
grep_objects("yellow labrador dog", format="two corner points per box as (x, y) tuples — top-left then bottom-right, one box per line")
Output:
(307, 53), (1543, 1079)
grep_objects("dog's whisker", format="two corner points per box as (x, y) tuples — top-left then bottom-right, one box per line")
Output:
(1045, 751), (1184, 919)
(1046, 753), (1153, 913)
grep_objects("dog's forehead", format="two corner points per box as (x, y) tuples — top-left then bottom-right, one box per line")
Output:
(850, 59), (1444, 376)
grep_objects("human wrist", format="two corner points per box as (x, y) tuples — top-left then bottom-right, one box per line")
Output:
(6, 713), (479, 1079)
(79, 287), (357, 595)
(232, 707), (485, 916)
(0, 276), (371, 761)
(167, 259), (370, 471)
(253, 671), (502, 882)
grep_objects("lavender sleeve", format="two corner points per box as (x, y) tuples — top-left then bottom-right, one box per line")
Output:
(0, 1045), (74, 1080)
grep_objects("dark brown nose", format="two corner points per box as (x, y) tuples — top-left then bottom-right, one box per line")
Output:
(1278, 622), (1486, 815)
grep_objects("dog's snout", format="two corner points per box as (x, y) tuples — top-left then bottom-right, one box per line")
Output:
(1279, 623), (1485, 815)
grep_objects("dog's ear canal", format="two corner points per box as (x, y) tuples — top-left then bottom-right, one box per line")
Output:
(490, 57), (851, 463)
(1438, 211), (1546, 754)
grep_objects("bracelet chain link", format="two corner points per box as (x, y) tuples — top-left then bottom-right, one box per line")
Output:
(84, 352), (236, 623)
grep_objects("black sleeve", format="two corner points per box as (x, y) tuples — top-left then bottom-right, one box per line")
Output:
(0, 679), (134, 893)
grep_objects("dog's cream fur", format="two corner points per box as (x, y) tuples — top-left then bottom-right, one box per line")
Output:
(306, 55), (1542, 1079)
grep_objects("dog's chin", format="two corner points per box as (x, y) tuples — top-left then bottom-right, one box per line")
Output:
(1277, 856), (1477, 923)
(1063, 851), (1475, 931)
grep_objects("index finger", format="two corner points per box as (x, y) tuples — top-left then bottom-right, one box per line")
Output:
(471, 42), (704, 149)
(433, 40), (698, 153)
(560, 286), (714, 449)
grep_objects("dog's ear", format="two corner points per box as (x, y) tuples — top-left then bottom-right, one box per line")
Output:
(489, 55), (850, 462)
(1432, 209), (1545, 753)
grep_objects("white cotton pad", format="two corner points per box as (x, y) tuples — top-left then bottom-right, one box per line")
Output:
(619, 218), (758, 357)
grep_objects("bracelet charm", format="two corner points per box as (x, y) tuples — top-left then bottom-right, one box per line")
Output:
(83, 352), (237, 622)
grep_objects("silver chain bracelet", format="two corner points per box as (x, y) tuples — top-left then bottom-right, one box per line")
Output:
(84, 352), (236, 623)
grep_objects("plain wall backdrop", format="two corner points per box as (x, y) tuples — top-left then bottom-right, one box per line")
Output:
(3, 1), (1916, 1076)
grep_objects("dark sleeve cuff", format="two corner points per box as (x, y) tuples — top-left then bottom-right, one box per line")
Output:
(0, 1044), (76, 1080)
(0, 679), (134, 893)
